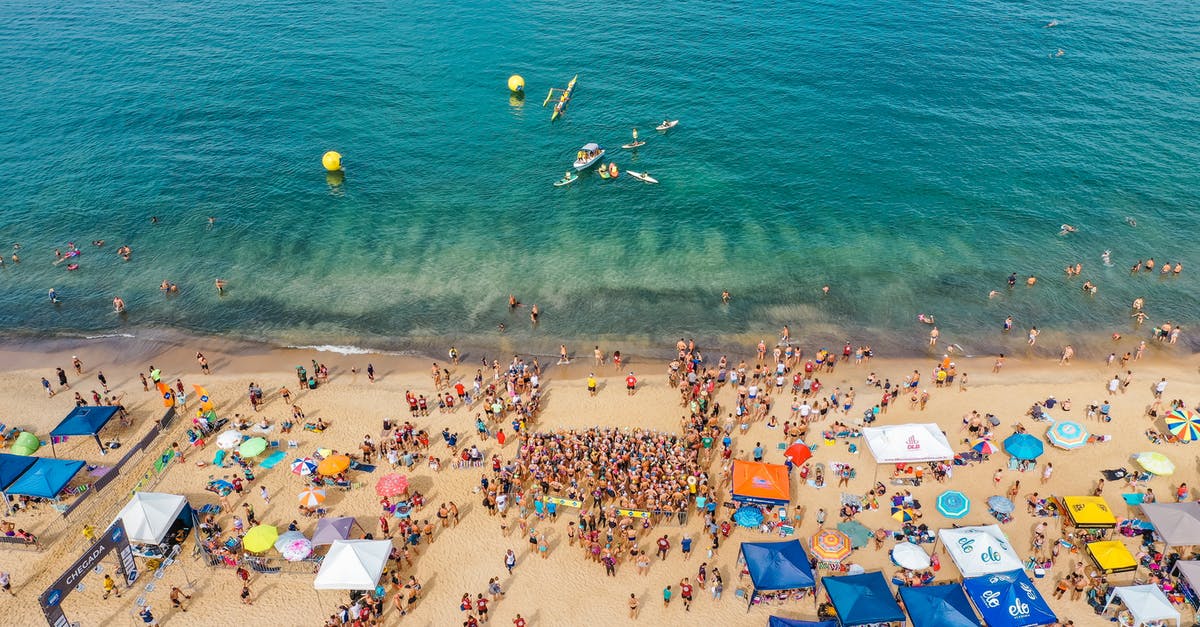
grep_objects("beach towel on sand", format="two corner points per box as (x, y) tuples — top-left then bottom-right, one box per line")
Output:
(260, 451), (286, 469)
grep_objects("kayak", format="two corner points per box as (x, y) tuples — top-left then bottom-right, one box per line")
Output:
(598, 165), (610, 179)
(626, 171), (658, 184)
(656, 120), (679, 131)
(554, 174), (578, 187)
(608, 162), (619, 178)
(621, 141), (646, 149)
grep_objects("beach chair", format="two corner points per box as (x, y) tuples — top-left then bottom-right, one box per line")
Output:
(269, 440), (280, 448)
(224, 538), (240, 550)
(288, 440), (299, 448)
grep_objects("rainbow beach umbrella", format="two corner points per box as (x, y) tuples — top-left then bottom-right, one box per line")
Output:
(810, 529), (852, 562)
(891, 506), (918, 523)
(972, 438), (1000, 455)
(1047, 421), (1089, 450)
(1165, 409), (1200, 442)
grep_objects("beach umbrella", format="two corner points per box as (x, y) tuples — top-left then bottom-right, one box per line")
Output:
(216, 430), (243, 450)
(273, 530), (306, 551)
(298, 487), (327, 507)
(784, 442), (812, 466)
(1134, 452), (1175, 476)
(891, 506), (918, 523)
(1165, 409), (1200, 442)
(733, 505), (765, 528)
(312, 517), (355, 546)
(292, 458), (317, 476)
(239, 437), (268, 458)
(10, 431), (40, 456)
(836, 521), (873, 549)
(1047, 421), (1089, 450)
(242, 525), (279, 553)
(971, 439), (1000, 455)
(936, 490), (970, 519)
(987, 496), (1015, 514)
(375, 474), (410, 498)
(891, 543), (932, 570)
(810, 529), (852, 562)
(317, 454), (351, 476)
(1002, 433), (1044, 460)
(274, 530), (313, 561)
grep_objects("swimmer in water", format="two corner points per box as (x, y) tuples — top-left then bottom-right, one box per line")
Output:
(1101, 250), (1112, 265)
(1125, 216), (1137, 227)
(1054, 49), (1064, 57)
(988, 290), (1000, 299)
(215, 279), (227, 295)
(1058, 224), (1076, 235)
(508, 294), (520, 309)
(113, 297), (126, 313)
(49, 288), (60, 304)
(92, 240), (104, 247)
(821, 285), (830, 295)
(721, 290), (730, 304)
(1045, 19), (1059, 27)
(150, 216), (159, 224)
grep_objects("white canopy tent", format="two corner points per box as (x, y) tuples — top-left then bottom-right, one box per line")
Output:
(313, 539), (392, 590)
(1140, 502), (1200, 547)
(938, 525), (1023, 578)
(1103, 585), (1180, 626)
(863, 423), (955, 464)
(113, 492), (189, 545)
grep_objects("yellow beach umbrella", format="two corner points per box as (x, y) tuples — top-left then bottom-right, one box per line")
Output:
(242, 525), (279, 553)
(1134, 452), (1175, 476)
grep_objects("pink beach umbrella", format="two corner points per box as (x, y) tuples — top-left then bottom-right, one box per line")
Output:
(376, 474), (410, 497)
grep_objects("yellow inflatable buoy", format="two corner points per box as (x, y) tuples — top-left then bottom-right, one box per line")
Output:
(508, 74), (525, 93)
(322, 151), (342, 172)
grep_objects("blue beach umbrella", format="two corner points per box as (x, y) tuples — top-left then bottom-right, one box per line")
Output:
(733, 505), (764, 527)
(936, 490), (970, 519)
(1047, 421), (1089, 449)
(1003, 433), (1044, 460)
(987, 496), (1015, 514)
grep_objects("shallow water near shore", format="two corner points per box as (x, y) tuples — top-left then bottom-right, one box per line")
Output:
(0, 0), (1197, 356)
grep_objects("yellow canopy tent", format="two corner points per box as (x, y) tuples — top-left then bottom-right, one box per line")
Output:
(1086, 540), (1138, 573)
(1060, 496), (1117, 529)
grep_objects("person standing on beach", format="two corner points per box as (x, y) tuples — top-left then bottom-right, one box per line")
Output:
(72, 356), (83, 375)
(102, 574), (121, 599)
(504, 549), (516, 574)
(929, 327), (939, 347)
(197, 352), (210, 374)
(628, 593), (640, 618)
(0, 570), (12, 596)
(97, 370), (109, 392)
(169, 586), (191, 612)
(1027, 327), (1039, 346)
(56, 367), (69, 390)
(625, 372), (637, 396)
(662, 585), (672, 608)
(41, 377), (53, 397)
(240, 583), (253, 605)
(367, 364), (376, 384)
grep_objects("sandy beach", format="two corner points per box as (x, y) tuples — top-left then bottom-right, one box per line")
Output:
(0, 333), (1196, 627)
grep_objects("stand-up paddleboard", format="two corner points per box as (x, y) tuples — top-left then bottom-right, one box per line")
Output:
(554, 174), (578, 187)
(627, 171), (658, 184)
(655, 119), (678, 131)
(621, 141), (645, 149)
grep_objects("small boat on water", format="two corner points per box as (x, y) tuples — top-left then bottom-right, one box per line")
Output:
(627, 171), (658, 184)
(656, 119), (679, 131)
(554, 172), (578, 187)
(574, 143), (604, 170)
(543, 74), (579, 121)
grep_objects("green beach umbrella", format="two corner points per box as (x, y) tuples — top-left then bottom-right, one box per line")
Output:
(239, 437), (268, 458)
(10, 431), (40, 456)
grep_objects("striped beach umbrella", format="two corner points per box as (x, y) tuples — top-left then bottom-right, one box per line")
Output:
(891, 506), (918, 523)
(298, 487), (327, 507)
(292, 458), (317, 475)
(972, 439), (1000, 455)
(1165, 409), (1200, 442)
(936, 490), (970, 518)
(1134, 452), (1175, 476)
(1047, 421), (1089, 450)
(810, 529), (853, 562)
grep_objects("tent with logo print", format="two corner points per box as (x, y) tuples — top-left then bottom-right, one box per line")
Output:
(962, 569), (1057, 627)
(863, 424), (955, 464)
(938, 525), (1023, 578)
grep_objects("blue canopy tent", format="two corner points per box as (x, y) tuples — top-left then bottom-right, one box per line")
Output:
(739, 540), (816, 611)
(768, 618), (837, 627)
(963, 569), (1058, 627)
(822, 571), (905, 626)
(5, 458), (86, 499)
(0, 453), (39, 513)
(51, 406), (120, 455)
(898, 584), (982, 627)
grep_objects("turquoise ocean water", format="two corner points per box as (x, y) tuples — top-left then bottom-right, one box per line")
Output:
(0, 0), (1197, 357)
